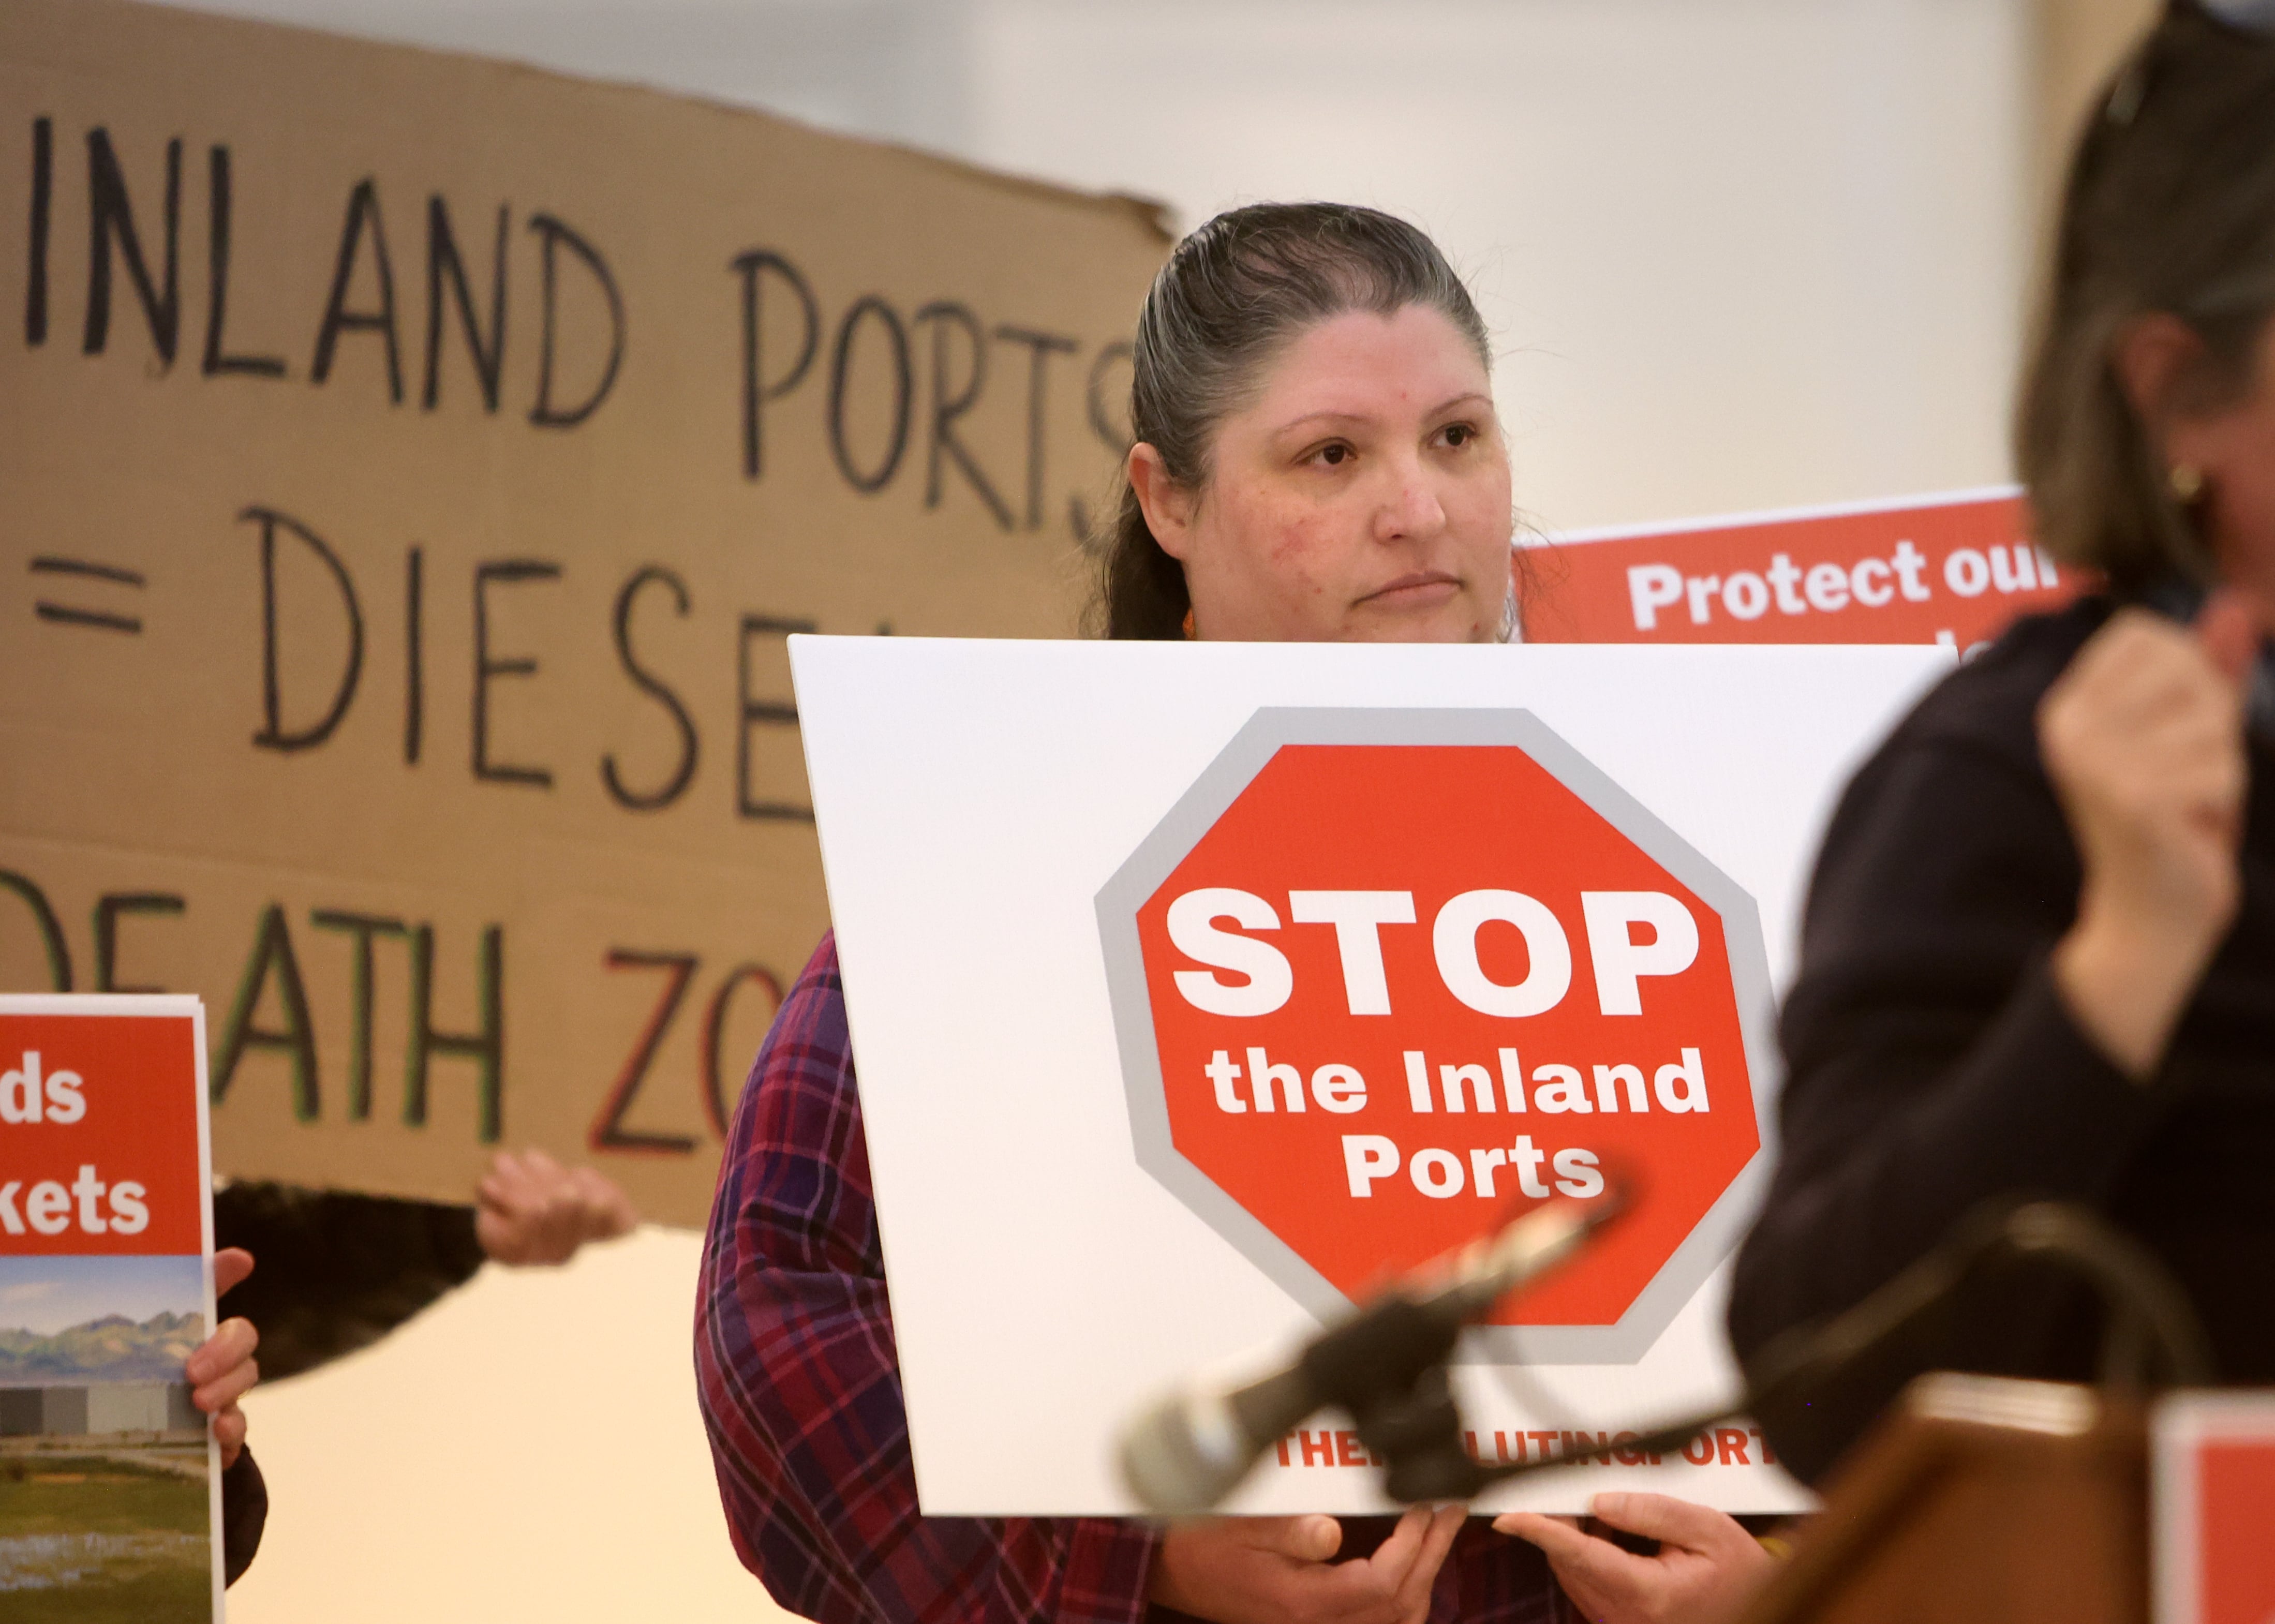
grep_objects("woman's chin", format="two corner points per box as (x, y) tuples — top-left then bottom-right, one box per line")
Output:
(1340, 598), (1491, 645)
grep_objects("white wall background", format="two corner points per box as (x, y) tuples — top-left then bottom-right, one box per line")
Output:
(961, 0), (2031, 530)
(138, 2), (2036, 1620)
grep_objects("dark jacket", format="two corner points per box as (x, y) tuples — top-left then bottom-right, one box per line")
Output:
(215, 1182), (486, 1382)
(222, 1450), (267, 1586)
(1727, 598), (2275, 1483)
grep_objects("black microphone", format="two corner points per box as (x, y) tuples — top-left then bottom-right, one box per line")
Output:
(1117, 1194), (1620, 1514)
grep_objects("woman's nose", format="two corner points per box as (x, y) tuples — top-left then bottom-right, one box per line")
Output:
(1374, 463), (1448, 542)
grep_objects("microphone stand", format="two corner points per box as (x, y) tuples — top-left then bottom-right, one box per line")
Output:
(1347, 1200), (2213, 1504)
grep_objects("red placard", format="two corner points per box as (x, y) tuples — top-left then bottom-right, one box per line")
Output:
(1122, 729), (1766, 1335)
(0, 999), (209, 1256)
(1521, 488), (2076, 651)
(2157, 1393), (2275, 1624)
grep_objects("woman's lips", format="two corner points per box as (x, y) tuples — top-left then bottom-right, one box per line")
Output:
(1360, 572), (1462, 607)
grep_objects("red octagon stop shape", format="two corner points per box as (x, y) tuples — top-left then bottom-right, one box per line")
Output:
(1096, 708), (1779, 1362)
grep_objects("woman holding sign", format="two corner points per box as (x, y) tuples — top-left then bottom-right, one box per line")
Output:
(697, 203), (1775, 1624)
(1731, 0), (2275, 1480)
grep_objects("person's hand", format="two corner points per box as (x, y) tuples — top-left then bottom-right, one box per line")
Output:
(1494, 1493), (1773, 1624)
(1148, 1504), (1466, 1624)
(474, 1148), (638, 1265)
(185, 1247), (259, 1469)
(2041, 596), (2258, 1078)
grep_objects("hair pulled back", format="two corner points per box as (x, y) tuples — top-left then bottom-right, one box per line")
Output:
(2019, 2), (2275, 589)
(1095, 203), (1490, 639)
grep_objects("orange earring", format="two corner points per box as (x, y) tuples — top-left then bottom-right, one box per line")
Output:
(1182, 608), (1196, 639)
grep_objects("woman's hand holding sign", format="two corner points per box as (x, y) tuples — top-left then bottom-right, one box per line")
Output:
(186, 1245), (260, 1468)
(473, 1148), (638, 1265)
(1149, 1506), (1466, 1624)
(1494, 1494), (1773, 1624)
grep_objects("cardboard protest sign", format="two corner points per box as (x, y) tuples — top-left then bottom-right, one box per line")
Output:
(0, 993), (221, 1619)
(792, 636), (1950, 1514)
(0, 0), (1169, 1225)
(1520, 488), (2078, 652)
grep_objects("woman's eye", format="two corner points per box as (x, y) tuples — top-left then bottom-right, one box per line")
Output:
(1317, 443), (1350, 467)
(1441, 423), (1475, 449)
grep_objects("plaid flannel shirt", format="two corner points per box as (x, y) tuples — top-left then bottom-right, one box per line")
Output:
(695, 933), (1573, 1624)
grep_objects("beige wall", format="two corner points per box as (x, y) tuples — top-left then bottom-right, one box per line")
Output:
(230, 1229), (778, 1622)
(965, 0), (2033, 533)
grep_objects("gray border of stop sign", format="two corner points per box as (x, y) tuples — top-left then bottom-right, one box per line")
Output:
(1095, 707), (1781, 1365)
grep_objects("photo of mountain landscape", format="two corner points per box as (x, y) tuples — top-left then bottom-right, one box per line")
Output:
(0, 1255), (213, 1622)
(0, 1309), (205, 1385)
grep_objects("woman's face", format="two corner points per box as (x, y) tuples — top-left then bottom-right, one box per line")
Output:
(1129, 305), (1515, 644)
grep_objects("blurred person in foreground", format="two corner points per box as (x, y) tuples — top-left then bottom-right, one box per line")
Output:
(697, 202), (1777, 1624)
(205, 1146), (637, 1581)
(1729, 0), (2275, 1483)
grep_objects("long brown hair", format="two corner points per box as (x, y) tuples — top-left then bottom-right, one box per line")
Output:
(1092, 203), (1492, 639)
(2017, 3), (2275, 590)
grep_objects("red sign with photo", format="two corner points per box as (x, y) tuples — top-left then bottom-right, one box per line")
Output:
(0, 1004), (206, 1256)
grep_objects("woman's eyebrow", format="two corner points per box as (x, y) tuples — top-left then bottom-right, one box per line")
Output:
(1271, 409), (1375, 437)
(1272, 389), (1493, 434)
(1274, 392), (1494, 436)
(1425, 391), (1494, 417)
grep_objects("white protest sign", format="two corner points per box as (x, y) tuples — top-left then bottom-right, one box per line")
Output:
(792, 637), (1949, 1515)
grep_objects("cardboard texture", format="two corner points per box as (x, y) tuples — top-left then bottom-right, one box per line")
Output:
(0, 0), (1171, 1225)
